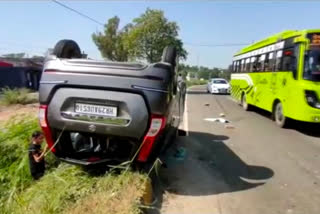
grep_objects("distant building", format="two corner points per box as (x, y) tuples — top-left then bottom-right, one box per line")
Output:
(0, 57), (43, 90)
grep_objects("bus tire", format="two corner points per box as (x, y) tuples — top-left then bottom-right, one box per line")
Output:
(241, 93), (251, 111)
(273, 101), (288, 128)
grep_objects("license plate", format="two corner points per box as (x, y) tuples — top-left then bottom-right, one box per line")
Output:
(75, 103), (117, 117)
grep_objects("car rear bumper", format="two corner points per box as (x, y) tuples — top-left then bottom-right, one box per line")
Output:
(59, 157), (126, 166)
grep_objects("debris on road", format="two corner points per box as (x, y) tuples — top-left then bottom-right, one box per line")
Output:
(174, 147), (187, 161)
(225, 124), (235, 129)
(204, 117), (230, 123)
(204, 103), (210, 106)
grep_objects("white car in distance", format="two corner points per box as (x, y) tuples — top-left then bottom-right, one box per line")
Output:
(207, 78), (230, 94)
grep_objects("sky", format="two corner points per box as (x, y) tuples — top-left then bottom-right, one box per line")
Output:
(1, 1), (320, 68)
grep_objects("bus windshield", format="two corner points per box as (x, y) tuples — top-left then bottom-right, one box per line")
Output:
(304, 48), (320, 81)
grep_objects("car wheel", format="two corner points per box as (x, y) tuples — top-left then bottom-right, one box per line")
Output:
(273, 102), (288, 128)
(161, 46), (177, 66)
(53, 39), (82, 59)
(241, 93), (251, 111)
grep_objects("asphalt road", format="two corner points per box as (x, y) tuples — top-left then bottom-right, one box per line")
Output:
(155, 85), (320, 214)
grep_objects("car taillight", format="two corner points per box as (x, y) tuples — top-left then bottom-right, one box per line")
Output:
(39, 105), (56, 153)
(137, 115), (166, 162)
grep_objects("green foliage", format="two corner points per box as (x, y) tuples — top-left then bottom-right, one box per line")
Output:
(0, 114), (148, 214)
(1, 88), (37, 105)
(179, 63), (231, 81)
(4, 165), (147, 214)
(92, 16), (130, 61)
(92, 8), (187, 63)
(0, 115), (48, 208)
(124, 8), (187, 63)
(186, 79), (208, 88)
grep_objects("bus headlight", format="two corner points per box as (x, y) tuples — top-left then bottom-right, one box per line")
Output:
(305, 90), (320, 108)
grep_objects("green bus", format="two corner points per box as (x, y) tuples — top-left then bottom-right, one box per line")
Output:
(230, 29), (320, 127)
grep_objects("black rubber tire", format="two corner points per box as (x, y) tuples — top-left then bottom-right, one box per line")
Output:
(161, 46), (177, 66)
(273, 102), (288, 128)
(53, 40), (82, 59)
(241, 93), (251, 111)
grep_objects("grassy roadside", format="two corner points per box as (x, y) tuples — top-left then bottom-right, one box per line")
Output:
(186, 79), (208, 88)
(0, 88), (38, 106)
(4, 165), (147, 214)
(0, 112), (149, 214)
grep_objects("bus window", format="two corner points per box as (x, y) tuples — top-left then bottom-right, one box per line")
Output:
(276, 50), (283, 71)
(252, 57), (259, 72)
(282, 48), (294, 71)
(268, 52), (275, 71)
(245, 58), (251, 72)
(241, 59), (245, 72)
(234, 61), (238, 72)
(250, 57), (256, 72)
(264, 53), (270, 71)
(237, 61), (240, 72)
(258, 54), (266, 72)
(291, 45), (299, 79)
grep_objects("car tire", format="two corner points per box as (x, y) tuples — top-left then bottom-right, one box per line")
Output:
(53, 39), (82, 59)
(273, 101), (288, 128)
(241, 93), (251, 111)
(161, 46), (177, 66)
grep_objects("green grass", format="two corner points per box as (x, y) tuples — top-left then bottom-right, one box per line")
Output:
(0, 88), (38, 105)
(186, 79), (208, 88)
(0, 114), (58, 208)
(4, 165), (147, 214)
(0, 114), (149, 214)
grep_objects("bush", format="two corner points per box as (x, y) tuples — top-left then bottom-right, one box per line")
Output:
(0, 114), (148, 214)
(0, 88), (38, 105)
(186, 79), (208, 88)
(3, 165), (147, 214)
(0, 114), (58, 209)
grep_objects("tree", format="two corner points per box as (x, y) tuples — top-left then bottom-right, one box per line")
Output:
(124, 9), (187, 63)
(93, 9), (187, 63)
(92, 16), (130, 61)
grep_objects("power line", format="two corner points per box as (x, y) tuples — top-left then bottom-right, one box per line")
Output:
(52, 1), (250, 49)
(51, 0), (104, 26)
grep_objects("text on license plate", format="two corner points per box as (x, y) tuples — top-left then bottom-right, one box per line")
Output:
(75, 103), (117, 117)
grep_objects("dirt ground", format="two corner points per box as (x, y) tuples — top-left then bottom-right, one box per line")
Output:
(0, 103), (39, 123)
